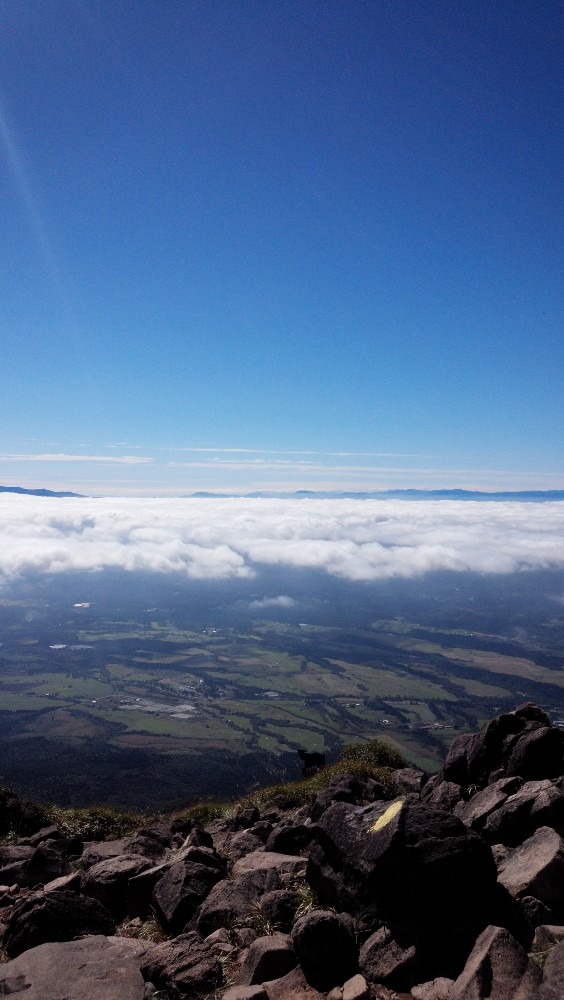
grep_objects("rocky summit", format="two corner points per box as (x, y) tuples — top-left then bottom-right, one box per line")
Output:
(0, 703), (563, 998)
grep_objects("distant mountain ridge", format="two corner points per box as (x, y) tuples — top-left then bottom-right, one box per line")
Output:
(190, 488), (564, 501)
(0, 486), (83, 498)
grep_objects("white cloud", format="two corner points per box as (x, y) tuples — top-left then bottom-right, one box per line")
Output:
(1, 496), (564, 583)
(249, 595), (296, 609)
(0, 454), (152, 464)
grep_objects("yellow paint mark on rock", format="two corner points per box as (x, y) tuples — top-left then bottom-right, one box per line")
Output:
(369, 799), (404, 833)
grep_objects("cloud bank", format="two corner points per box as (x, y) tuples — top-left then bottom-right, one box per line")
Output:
(1, 496), (564, 584)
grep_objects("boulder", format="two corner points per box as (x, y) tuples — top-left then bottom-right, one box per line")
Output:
(520, 894), (554, 928)
(81, 834), (166, 869)
(342, 973), (371, 1000)
(411, 978), (454, 1000)
(420, 777), (463, 812)
(151, 858), (223, 933)
(238, 933), (297, 985)
(453, 777), (523, 832)
(539, 938), (564, 999)
(480, 778), (564, 845)
(0, 935), (147, 999)
(4, 889), (115, 957)
(359, 924), (421, 989)
(195, 870), (284, 937)
(264, 964), (326, 999)
(224, 988), (268, 1000)
(25, 842), (73, 885)
(232, 851), (307, 879)
(82, 854), (153, 919)
(309, 774), (366, 821)
(141, 930), (222, 999)
(506, 727), (564, 780)
(497, 826), (564, 916)
(260, 889), (301, 931)
(310, 798), (497, 923)
(225, 829), (266, 859)
(390, 767), (426, 795)
(291, 909), (358, 990)
(532, 924), (564, 952)
(449, 924), (542, 999)
(265, 823), (313, 855)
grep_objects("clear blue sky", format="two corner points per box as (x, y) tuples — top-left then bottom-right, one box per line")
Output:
(1, 0), (562, 495)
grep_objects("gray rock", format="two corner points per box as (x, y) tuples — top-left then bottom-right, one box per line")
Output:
(420, 778), (463, 812)
(141, 930), (222, 999)
(4, 890), (115, 958)
(0, 934), (147, 999)
(82, 853), (153, 919)
(497, 826), (564, 915)
(238, 933), (297, 985)
(449, 924), (542, 999)
(263, 964), (326, 999)
(291, 909), (358, 990)
(411, 978), (454, 1000)
(310, 797), (497, 925)
(43, 871), (82, 893)
(521, 894), (555, 928)
(342, 973), (371, 1000)
(232, 850), (307, 879)
(507, 726), (564, 781)
(151, 857), (223, 932)
(454, 777), (522, 832)
(225, 829), (265, 859)
(391, 767), (426, 795)
(195, 870), (281, 937)
(539, 938), (564, 999)
(532, 924), (564, 952)
(260, 889), (301, 931)
(359, 925), (419, 989)
(482, 778), (564, 845)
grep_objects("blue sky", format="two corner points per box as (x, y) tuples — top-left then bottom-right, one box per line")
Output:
(1, 0), (562, 496)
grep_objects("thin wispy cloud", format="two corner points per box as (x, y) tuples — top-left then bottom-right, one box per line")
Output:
(0, 454), (153, 465)
(1, 496), (563, 584)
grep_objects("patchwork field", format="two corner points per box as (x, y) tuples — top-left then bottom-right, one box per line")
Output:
(0, 567), (563, 807)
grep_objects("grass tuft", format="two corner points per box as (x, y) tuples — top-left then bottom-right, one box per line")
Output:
(45, 804), (141, 840)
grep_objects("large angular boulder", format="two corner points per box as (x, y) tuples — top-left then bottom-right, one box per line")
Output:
(449, 924), (541, 999)
(439, 705), (563, 791)
(291, 909), (358, 990)
(4, 890), (115, 957)
(141, 930), (222, 999)
(194, 869), (283, 937)
(359, 924), (421, 989)
(506, 726), (564, 780)
(0, 935), (148, 1000)
(151, 857), (224, 932)
(454, 777), (523, 832)
(81, 853), (153, 919)
(539, 938), (564, 999)
(481, 778), (564, 845)
(310, 798), (497, 922)
(81, 833), (166, 869)
(497, 826), (564, 917)
(238, 932), (297, 985)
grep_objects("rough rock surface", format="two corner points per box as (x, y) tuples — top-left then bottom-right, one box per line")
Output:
(141, 930), (221, 998)
(4, 889), (115, 957)
(449, 924), (542, 999)
(291, 909), (358, 990)
(0, 935), (148, 1000)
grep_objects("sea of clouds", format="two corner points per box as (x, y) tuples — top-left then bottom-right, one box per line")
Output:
(1, 495), (564, 583)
